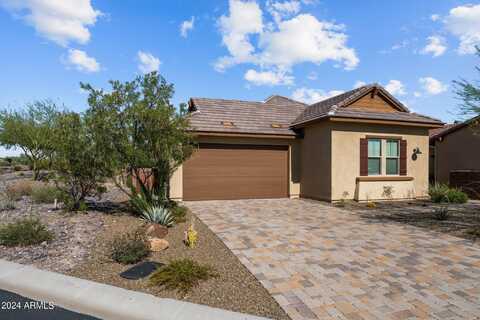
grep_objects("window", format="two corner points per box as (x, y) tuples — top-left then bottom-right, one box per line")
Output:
(367, 139), (381, 175)
(386, 140), (399, 175)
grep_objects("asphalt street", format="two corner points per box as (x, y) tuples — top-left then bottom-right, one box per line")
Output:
(0, 289), (100, 320)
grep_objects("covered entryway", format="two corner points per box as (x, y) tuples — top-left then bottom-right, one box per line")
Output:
(183, 144), (288, 200)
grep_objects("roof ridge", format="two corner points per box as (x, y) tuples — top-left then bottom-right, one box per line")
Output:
(264, 95), (307, 106)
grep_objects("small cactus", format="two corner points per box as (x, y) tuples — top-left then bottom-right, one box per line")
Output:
(184, 223), (198, 248)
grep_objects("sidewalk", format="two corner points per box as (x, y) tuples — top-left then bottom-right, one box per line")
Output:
(0, 259), (270, 320)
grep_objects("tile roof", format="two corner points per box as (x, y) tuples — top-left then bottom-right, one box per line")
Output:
(429, 124), (457, 138)
(291, 84), (442, 126)
(188, 84), (443, 137)
(188, 97), (306, 136)
(429, 115), (480, 140)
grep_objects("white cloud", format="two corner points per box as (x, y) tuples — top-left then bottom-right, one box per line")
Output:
(64, 49), (100, 73)
(430, 14), (440, 21)
(391, 40), (408, 50)
(215, 0), (263, 71)
(414, 91), (422, 97)
(421, 36), (447, 57)
(353, 80), (366, 88)
(215, 0), (358, 85)
(137, 51), (161, 74)
(291, 87), (343, 104)
(419, 77), (447, 95)
(180, 16), (195, 38)
(384, 80), (406, 96)
(307, 71), (317, 80)
(267, 0), (301, 23)
(0, 0), (102, 46)
(444, 4), (480, 54)
(258, 14), (359, 70)
(244, 69), (293, 86)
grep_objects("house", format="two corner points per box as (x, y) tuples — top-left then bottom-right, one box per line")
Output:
(430, 115), (480, 198)
(169, 84), (443, 201)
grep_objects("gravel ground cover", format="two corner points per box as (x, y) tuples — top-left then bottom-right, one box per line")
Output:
(0, 172), (289, 319)
(333, 199), (480, 241)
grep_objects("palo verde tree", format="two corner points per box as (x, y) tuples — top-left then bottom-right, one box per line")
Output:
(454, 46), (480, 122)
(51, 111), (115, 211)
(0, 101), (58, 180)
(80, 72), (194, 203)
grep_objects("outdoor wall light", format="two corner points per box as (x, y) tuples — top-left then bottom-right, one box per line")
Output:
(412, 147), (422, 161)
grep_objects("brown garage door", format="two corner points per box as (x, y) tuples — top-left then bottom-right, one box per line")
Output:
(183, 144), (288, 200)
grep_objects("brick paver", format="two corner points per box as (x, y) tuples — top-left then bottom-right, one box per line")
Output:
(186, 199), (480, 320)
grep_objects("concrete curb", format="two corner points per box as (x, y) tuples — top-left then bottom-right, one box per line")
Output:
(0, 259), (270, 320)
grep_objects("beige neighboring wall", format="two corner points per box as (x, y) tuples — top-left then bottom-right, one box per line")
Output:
(169, 135), (301, 201)
(300, 121), (332, 201)
(434, 125), (480, 184)
(331, 122), (430, 201)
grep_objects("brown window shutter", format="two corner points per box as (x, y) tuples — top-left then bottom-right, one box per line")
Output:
(400, 139), (407, 176)
(360, 138), (368, 176)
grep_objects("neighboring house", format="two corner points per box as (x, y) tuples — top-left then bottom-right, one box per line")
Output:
(169, 84), (443, 201)
(430, 115), (480, 198)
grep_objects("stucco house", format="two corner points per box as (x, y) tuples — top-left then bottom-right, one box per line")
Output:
(430, 115), (480, 198)
(169, 84), (443, 202)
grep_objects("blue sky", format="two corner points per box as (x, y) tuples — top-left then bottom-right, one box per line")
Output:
(1, 0), (479, 156)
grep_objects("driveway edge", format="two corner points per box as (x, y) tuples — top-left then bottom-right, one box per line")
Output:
(0, 259), (269, 320)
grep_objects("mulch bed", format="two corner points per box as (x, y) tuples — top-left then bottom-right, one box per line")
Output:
(0, 173), (289, 320)
(333, 199), (480, 241)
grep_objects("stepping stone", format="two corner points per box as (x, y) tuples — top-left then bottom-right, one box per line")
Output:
(120, 261), (163, 280)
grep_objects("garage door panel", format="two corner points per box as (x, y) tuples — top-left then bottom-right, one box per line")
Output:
(183, 144), (288, 200)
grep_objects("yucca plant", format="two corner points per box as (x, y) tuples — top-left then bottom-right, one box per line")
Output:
(141, 206), (175, 227)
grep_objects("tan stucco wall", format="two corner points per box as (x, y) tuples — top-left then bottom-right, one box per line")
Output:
(300, 122), (332, 201)
(434, 125), (480, 184)
(331, 123), (430, 201)
(169, 135), (301, 200)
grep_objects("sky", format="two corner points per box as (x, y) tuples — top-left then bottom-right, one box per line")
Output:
(0, 0), (479, 156)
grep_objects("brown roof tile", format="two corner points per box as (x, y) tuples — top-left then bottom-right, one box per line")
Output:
(188, 97), (306, 136)
(291, 84), (442, 126)
(188, 84), (444, 136)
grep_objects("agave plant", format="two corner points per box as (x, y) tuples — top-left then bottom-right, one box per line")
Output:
(141, 206), (175, 227)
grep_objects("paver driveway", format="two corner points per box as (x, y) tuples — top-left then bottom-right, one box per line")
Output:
(186, 199), (480, 320)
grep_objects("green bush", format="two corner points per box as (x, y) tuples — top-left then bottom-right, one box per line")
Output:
(170, 205), (188, 223)
(429, 184), (468, 204)
(150, 259), (217, 293)
(31, 185), (61, 204)
(0, 217), (54, 247)
(109, 230), (150, 264)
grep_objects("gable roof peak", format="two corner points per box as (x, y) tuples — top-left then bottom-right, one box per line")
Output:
(264, 95), (306, 106)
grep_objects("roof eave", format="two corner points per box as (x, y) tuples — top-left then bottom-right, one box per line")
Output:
(290, 114), (444, 129)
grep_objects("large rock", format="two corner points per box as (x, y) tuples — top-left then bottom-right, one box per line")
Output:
(145, 224), (168, 239)
(149, 238), (169, 252)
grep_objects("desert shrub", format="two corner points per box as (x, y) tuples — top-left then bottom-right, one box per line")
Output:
(5, 180), (35, 200)
(13, 165), (23, 171)
(141, 206), (175, 227)
(170, 205), (187, 223)
(366, 201), (376, 208)
(429, 184), (468, 204)
(466, 227), (480, 239)
(0, 197), (15, 211)
(31, 184), (61, 204)
(109, 230), (150, 264)
(445, 189), (468, 204)
(433, 206), (450, 220)
(0, 217), (53, 246)
(150, 259), (216, 293)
